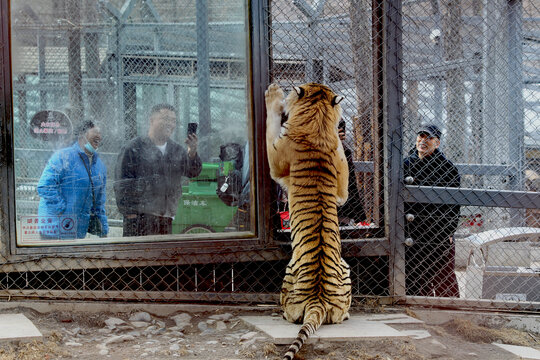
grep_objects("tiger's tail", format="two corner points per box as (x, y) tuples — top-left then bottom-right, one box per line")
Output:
(282, 304), (325, 360)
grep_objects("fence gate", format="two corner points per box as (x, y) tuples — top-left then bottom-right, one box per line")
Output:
(392, 0), (540, 309)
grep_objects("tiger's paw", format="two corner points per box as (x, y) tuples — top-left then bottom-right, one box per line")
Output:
(336, 195), (347, 206)
(265, 83), (285, 115)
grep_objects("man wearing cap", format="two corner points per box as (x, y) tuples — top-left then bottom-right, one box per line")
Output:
(403, 124), (461, 297)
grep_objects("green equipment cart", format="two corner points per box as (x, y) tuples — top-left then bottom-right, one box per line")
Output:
(172, 162), (237, 234)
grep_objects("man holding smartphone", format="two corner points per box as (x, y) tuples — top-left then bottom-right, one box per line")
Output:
(114, 104), (202, 236)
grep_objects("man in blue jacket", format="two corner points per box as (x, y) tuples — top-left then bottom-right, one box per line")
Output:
(37, 120), (109, 239)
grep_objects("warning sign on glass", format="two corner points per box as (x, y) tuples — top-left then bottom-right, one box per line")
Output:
(29, 110), (72, 142)
(19, 215), (78, 245)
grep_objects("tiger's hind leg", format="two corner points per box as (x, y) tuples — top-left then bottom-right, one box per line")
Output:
(280, 261), (305, 324)
(326, 257), (352, 324)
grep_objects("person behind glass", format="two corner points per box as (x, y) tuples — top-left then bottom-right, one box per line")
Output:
(114, 104), (202, 236)
(337, 119), (367, 226)
(37, 120), (109, 239)
(404, 124), (460, 297)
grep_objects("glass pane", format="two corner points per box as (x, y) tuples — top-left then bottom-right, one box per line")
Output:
(11, 0), (253, 246)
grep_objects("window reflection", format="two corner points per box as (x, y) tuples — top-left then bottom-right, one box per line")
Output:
(11, 1), (252, 246)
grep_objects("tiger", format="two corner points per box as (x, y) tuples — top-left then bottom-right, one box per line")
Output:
(265, 83), (352, 360)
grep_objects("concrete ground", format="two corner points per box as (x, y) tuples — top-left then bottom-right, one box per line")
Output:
(0, 301), (539, 359)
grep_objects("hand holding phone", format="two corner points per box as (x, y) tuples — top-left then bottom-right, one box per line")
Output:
(186, 123), (198, 158)
(187, 122), (198, 136)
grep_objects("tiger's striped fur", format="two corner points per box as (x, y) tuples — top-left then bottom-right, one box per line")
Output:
(265, 83), (352, 360)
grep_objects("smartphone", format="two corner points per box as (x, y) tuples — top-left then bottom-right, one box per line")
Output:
(187, 122), (198, 136)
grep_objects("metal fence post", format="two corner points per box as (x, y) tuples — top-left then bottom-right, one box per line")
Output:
(385, 0), (406, 299)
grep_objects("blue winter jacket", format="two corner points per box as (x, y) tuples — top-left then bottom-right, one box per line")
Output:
(37, 142), (109, 239)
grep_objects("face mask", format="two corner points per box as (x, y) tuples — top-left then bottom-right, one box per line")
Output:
(84, 137), (98, 154)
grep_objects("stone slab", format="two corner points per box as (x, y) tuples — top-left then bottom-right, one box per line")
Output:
(352, 314), (424, 324)
(492, 343), (540, 360)
(240, 315), (407, 344)
(0, 314), (42, 342)
(399, 330), (432, 340)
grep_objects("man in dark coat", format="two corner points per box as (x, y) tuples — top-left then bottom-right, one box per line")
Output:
(114, 104), (202, 236)
(337, 119), (367, 225)
(404, 124), (461, 297)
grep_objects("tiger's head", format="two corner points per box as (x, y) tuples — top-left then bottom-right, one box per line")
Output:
(284, 83), (344, 151)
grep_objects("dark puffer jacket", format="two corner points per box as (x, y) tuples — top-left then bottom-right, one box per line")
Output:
(114, 137), (202, 218)
(403, 148), (461, 242)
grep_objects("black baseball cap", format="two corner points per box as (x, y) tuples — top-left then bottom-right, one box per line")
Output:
(417, 124), (441, 139)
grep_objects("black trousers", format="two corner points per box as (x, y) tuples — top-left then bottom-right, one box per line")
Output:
(405, 241), (460, 297)
(123, 213), (172, 236)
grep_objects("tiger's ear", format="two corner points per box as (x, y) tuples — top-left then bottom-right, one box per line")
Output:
(294, 86), (305, 99)
(332, 95), (344, 106)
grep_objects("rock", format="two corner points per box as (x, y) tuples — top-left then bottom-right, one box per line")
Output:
(153, 327), (166, 335)
(103, 334), (135, 345)
(206, 340), (218, 345)
(98, 349), (109, 356)
(426, 339), (448, 357)
(209, 313), (234, 321)
(131, 321), (149, 328)
(104, 317), (126, 328)
(168, 331), (184, 338)
(215, 321), (227, 331)
(206, 319), (216, 325)
(155, 320), (166, 329)
(115, 324), (135, 333)
(200, 329), (215, 336)
(170, 344), (180, 351)
(68, 327), (81, 336)
(64, 341), (82, 346)
(98, 328), (112, 334)
(171, 313), (192, 327)
(197, 322), (208, 332)
(241, 338), (259, 348)
(129, 311), (152, 322)
(240, 331), (258, 341)
(143, 325), (158, 335)
(125, 330), (142, 337)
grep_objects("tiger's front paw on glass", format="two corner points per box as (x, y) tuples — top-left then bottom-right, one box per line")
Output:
(265, 83), (284, 109)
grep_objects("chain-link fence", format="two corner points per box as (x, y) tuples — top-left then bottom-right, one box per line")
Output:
(395, 0), (540, 307)
(1, 0), (539, 310)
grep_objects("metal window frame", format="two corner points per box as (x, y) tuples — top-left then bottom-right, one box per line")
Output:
(0, 0), (279, 262)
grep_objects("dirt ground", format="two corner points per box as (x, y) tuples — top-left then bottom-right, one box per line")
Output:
(0, 304), (539, 360)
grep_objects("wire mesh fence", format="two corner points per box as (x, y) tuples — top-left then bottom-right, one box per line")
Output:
(1, 0), (539, 310)
(397, 0), (540, 307)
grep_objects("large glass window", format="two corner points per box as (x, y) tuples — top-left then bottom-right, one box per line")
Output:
(11, 0), (253, 246)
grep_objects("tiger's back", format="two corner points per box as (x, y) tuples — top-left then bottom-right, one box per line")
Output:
(265, 83), (352, 360)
